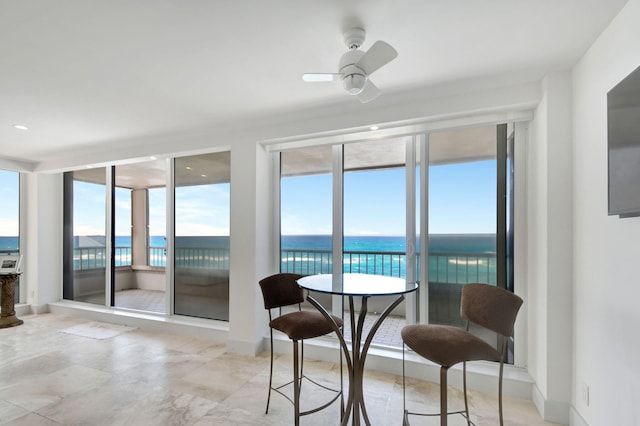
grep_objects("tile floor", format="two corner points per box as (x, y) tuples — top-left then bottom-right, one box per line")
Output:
(0, 314), (561, 425)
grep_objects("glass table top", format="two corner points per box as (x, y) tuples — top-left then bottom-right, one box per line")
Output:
(297, 273), (417, 297)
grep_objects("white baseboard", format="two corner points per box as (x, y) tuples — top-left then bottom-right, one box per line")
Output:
(227, 337), (265, 356)
(570, 406), (588, 426)
(532, 384), (571, 424)
(15, 303), (35, 316)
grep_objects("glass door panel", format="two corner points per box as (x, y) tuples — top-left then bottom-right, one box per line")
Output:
(280, 145), (333, 314)
(174, 152), (230, 321)
(63, 168), (107, 305)
(280, 145), (333, 274)
(113, 160), (166, 313)
(343, 138), (407, 348)
(148, 187), (167, 268)
(427, 126), (497, 327)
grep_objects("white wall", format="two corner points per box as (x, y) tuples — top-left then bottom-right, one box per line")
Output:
(528, 72), (575, 424)
(22, 173), (63, 312)
(572, 0), (640, 424)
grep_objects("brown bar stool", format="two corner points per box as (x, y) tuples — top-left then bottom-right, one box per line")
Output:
(259, 273), (344, 426)
(401, 283), (523, 426)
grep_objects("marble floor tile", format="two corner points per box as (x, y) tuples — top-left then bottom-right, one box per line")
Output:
(1, 412), (63, 426)
(0, 364), (112, 412)
(0, 400), (30, 425)
(0, 314), (561, 425)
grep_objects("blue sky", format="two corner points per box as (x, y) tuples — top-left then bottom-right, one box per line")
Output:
(1, 159), (496, 237)
(68, 181), (230, 237)
(0, 170), (20, 236)
(281, 159), (497, 236)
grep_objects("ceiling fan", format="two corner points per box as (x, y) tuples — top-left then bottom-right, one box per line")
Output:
(303, 28), (398, 103)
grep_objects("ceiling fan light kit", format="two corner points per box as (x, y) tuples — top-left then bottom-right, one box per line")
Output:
(342, 69), (366, 94)
(303, 27), (397, 103)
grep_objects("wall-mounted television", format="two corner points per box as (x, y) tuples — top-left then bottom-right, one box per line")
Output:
(608, 64), (640, 217)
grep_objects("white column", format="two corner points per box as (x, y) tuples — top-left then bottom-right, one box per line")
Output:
(22, 172), (63, 313)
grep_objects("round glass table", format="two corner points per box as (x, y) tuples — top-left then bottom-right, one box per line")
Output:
(297, 273), (418, 426)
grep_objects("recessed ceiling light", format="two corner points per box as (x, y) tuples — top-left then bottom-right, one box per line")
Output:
(370, 125), (379, 130)
(201, 174), (207, 177)
(13, 124), (28, 130)
(185, 166), (192, 170)
(149, 156), (157, 160)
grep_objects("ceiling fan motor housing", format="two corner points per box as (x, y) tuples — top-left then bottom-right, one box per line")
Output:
(339, 50), (367, 94)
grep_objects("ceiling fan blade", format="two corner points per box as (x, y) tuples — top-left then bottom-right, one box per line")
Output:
(356, 41), (398, 76)
(302, 73), (340, 82)
(357, 80), (381, 103)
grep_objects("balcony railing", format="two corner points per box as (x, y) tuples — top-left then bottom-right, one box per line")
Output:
(149, 246), (165, 267)
(73, 246), (230, 270)
(74, 247), (107, 270)
(0, 249), (20, 256)
(281, 249), (496, 284)
(150, 246), (230, 269)
(74, 246), (496, 285)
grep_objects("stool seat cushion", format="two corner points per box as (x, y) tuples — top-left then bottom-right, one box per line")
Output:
(270, 310), (343, 341)
(402, 324), (501, 368)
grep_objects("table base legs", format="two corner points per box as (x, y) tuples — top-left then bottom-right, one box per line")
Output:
(307, 293), (406, 426)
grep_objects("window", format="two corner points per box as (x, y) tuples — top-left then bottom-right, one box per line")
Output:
(280, 145), (333, 275)
(174, 152), (231, 320)
(427, 127), (498, 326)
(112, 160), (167, 313)
(62, 152), (231, 321)
(276, 123), (517, 357)
(0, 169), (20, 303)
(63, 168), (107, 305)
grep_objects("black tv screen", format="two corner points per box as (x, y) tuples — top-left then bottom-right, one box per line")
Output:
(608, 64), (640, 217)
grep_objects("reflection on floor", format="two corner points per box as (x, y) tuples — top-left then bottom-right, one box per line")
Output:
(0, 314), (561, 426)
(114, 289), (229, 321)
(115, 289), (165, 313)
(115, 289), (405, 347)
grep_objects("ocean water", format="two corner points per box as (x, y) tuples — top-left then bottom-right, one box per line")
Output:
(281, 234), (495, 254)
(0, 236), (19, 251)
(1, 234), (496, 253)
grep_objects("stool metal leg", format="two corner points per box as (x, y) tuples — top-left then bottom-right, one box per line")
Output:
(440, 366), (448, 426)
(402, 343), (410, 426)
(265, 328), (274, 414)
(293, 340), (300, 426)
(463, 362), (471, 425)
(498, 358), (505, 426)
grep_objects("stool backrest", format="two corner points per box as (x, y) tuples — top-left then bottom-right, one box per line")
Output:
(460, 283), (523, 338)
(259, 273), (305, 310)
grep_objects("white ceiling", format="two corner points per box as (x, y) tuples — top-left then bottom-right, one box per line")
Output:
(0, 0), (629, 169)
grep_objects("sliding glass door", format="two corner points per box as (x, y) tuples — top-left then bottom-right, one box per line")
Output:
(63, 152), (231, 321)
(275, 124), (516, 352)
(427, 126), (498, 325)
(174, 152), (230, 320)
(63, 168), (107, 305)
(112, 160), (167, 313)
